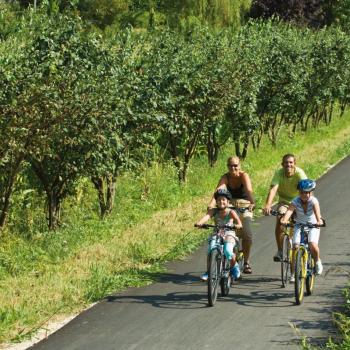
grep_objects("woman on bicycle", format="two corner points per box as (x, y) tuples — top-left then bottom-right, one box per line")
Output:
(207, 156), (255, 274)
(280, 179), (324, 282)
(197, 189), (243, 280)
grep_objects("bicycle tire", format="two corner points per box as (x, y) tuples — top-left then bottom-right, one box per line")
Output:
(295, 248), (305, 305)
(281, 234), (291, 288)
(220, 256), (231, 296)
(306, 253), (315, 295)
(208, 249), (221, 306)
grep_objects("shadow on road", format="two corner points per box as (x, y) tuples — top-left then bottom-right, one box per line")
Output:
(105, 291), (209, 310)
(104, 272), (301, 310)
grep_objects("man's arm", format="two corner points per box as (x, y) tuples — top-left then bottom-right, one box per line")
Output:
(263, 184), (279, 215)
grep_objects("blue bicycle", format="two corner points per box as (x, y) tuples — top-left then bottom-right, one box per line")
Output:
(195, 223), (238, 306)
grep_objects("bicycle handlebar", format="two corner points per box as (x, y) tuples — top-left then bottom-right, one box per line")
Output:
(281, 220), (326, 228)
(269, 209), (284, 216)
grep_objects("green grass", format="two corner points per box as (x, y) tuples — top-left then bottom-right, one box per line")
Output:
(1, 112), (350, 344)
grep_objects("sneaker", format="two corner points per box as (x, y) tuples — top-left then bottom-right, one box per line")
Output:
(315, 260), (323, 275)
(289, 275), (295, 283)
(273, 250), (282, 262)
(200, 272), (208, 281)
(230, 263), (241, 280)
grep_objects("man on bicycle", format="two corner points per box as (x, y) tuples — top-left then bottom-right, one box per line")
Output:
(263, 154), (307, 262)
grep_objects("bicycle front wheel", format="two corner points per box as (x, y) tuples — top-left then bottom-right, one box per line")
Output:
(208, 249), (221, 306)
(295, 248), (306, 305)
(220, 256), (231, 296)
(306, 253), (315, 295)
(281, 234), (291, 288)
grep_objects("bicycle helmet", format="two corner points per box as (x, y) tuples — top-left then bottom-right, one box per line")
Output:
(214, 189), (232, 201)
(297, 179), (316, 192)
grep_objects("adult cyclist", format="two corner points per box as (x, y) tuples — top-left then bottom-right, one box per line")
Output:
(263, 154), (307, 262)
(207, 156), (255, 274)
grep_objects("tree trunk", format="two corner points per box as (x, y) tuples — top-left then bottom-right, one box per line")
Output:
(0, 158), (23, 229)
(241, 133), (249, 160)
(0, 185), (13, 229)
(46, 190), (61, 230)
(92, 175), (116, 218)
(206, 126), (220, 167)
(92, 177), (107, 218)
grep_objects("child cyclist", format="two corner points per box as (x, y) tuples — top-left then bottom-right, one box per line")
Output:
(280, 179), (324, 282)
(196, 189), (243, 280)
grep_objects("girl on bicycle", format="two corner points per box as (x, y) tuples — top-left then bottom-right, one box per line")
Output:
(280, 179), (324, 281)
(196, 189), (243, 280)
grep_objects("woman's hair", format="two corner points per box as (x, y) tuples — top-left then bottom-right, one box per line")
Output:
(227, 156), (240, 165)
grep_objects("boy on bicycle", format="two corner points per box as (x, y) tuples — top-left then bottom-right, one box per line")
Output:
(280, 179), (324, 282)
(196, 189), (243, 281)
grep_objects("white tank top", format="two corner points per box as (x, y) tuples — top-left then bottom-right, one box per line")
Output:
(291, 196), (319, 225)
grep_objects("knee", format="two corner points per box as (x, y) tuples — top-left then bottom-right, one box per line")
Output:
(224, 246), (234, 261)
(242, 218), (253, 240)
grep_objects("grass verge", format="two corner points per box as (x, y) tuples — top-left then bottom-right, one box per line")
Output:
(1, 113), (350, 345)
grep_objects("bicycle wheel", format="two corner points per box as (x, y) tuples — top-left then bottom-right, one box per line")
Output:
(208, 249), (221, 306)
(220, 257), (231, 296)
(281, 235), (291, 287)
(295, 248), (306, 305)
(306, 253), (315, 296)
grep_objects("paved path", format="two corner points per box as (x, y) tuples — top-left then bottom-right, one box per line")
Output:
(30, 156), (350, 350)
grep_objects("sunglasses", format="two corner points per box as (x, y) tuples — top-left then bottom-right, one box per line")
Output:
(227, 163), (239, 168)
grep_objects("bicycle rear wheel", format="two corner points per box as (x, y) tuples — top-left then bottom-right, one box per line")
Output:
(306, 253), (315, 295)
(281, 234), (291, 287)
(208, 249), (221, 306)
(295, 248), (306, 305)
(220, 257), (231, 296)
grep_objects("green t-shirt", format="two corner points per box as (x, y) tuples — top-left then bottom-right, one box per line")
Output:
(271, 167), (307, 204)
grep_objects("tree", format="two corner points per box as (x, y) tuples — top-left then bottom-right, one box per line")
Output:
(249, 0), (330, 28)
(21, 14), (117, 229)
(147, 29), (231, 181)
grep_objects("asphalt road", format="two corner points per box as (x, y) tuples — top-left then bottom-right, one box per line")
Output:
(30, 156), (350, 350)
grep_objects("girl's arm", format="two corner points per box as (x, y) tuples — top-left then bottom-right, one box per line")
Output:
(230, 210), (243, 229)
(313, 201), (323, 225)
(280, 204), (295, 225)
(196, 209), (214, 226)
